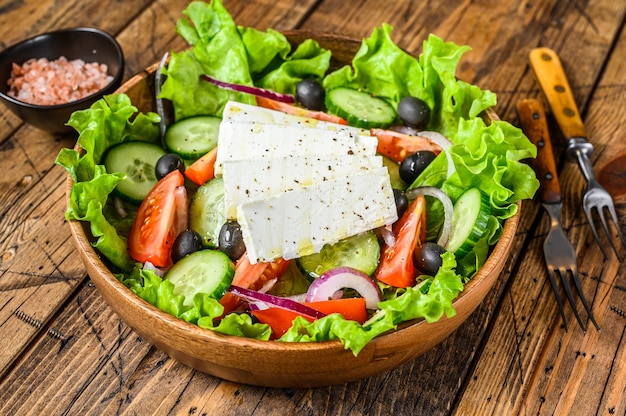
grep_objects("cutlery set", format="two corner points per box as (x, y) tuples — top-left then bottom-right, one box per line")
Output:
(516, 47), (624, 332)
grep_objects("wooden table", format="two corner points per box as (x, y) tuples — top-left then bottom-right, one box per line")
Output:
(1, 0), (625, 414)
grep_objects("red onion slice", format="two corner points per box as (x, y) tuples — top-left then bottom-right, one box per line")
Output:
(172, 185), (188, 238)
(113, 196), (127, 218)
(228, 285), (326, 319)
(389, 124), (419, 136)
(375, 224), (396, 247)
(404, 186), (454, 248)
(417, 130), (456, 178)
(305, 267), (382, 309)
(200, 74), (295, 104)
(143, 261), (170, 276)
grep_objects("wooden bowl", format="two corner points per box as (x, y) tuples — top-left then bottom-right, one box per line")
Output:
(66, 31), (519, 388)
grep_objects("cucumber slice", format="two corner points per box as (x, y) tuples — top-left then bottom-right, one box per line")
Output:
(164, 115), (221, 159)
(382, 155), (407, 190)
(297, 231), (380, 280)
(189, 177), (225, 248)
(103, 141), (167, 204)
(325, 87), (396, 129)
(445, 188), (491, 257)
(166, 249), (235, 306)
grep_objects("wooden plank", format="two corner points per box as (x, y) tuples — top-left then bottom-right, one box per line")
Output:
(519, 15), (626, 414)
(0, 0), (624, 415)
(454, 0), (626, 414)
(0, 280), (154, 415)
(0, 0), (191, 379)
(0, 0), (153, 141)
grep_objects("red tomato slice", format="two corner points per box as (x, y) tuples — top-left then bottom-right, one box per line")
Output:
(219, 254), (290, 314)
(306, 298), (368, 324)
(256, 96), (349, 125)
(250, 308), (308, 339)
(251, 298), (368, 339)
(185, 146), (218, 186)
(128, 170), (185, 267)
(371, 128), (441, 163)
(374, 195), (427, 288)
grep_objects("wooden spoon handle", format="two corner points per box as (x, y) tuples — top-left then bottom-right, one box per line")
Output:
(529, 47), (586, 140)
(517, 98), (561, 204)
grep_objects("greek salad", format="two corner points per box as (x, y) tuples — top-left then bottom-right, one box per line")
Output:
(56, 0), (539, 355)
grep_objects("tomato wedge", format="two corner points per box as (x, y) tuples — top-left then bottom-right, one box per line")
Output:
(184, 146), (218, 186)
(250, 308), (308, 339)
(256, 96), (349, 125)
(128, 170), (185, 267)
(219, 254), (290, 314)
(371, 128), (441, 163)
(306, 298), (368, 324)
(251, 298), (368, 339)
(375, 195), (427, 288)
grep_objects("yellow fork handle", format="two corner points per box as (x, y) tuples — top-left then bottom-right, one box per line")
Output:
(529, 47), (587, 140)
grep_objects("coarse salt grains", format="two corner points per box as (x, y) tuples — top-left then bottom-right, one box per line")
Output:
(7, 56), (113, 106)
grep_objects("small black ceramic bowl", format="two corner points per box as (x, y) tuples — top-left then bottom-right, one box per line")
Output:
(0, 27), (124, 134)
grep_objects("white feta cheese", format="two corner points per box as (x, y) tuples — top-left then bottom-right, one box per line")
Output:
(222, 155), (383, 218)
(214, 121), (377, 175)
(236, 167), (398, 263)
(223, 100), (368, 135)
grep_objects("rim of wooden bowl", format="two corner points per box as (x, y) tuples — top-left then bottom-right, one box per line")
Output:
(65, 30), (520, 388)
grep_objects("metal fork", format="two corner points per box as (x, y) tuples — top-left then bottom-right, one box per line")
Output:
(529, 47), (625, 260)
(517, 98), (600, 332)
(568, 141), (626, 259)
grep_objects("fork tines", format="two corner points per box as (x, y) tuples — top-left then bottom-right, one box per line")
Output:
(583, 197), (626, 261)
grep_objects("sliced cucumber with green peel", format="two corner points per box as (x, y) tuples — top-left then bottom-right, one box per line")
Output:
(103, 141), (166, 204)
(445, 188), (491, 258)
(382, 155), (407, 190)
(325, 87), (396, 129)
(164, 115), (221, 159)
(297, 231), (381, 280)
(189, 177), (225, 248)
(166, 249), (235, 306)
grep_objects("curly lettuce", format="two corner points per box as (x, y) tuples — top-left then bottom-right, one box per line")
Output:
(160, 0), (331, 120)
(55, 94), (159, 272)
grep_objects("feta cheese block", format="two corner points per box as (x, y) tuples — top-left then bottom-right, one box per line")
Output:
(214, 121), (378, 175)
(223, 100), (368, 135)
(222, 155), (384, 218)
(236, 167), (398, 263)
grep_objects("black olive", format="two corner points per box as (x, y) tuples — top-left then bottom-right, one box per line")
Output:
(155, 153), (185, 180)
(413, 242), (446, 275)
(218, 220), (246, 260)
(171, 229), (203, 263)
(393, 188), (408, 218)
(399, 151), (437, 184)
(397, 96), (430, 129)
(295, 79), (325, 111)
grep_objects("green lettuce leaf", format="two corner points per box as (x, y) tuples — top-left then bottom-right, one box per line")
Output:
(237, 26), (292, 78)
(323, 26), (497, 140)
(323, 23), (422, 112)
(57, 94), (159, 183)
(120, 267), (272, 339)
(62, 165), (134, 271)
(55, 93), (159, 272)
(164, 0), (255, 120)
(254, 38), (332, 95)
(160, 0), (330, 120)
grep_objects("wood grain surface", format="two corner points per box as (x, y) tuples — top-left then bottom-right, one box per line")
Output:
(1, 0), (625, 415)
